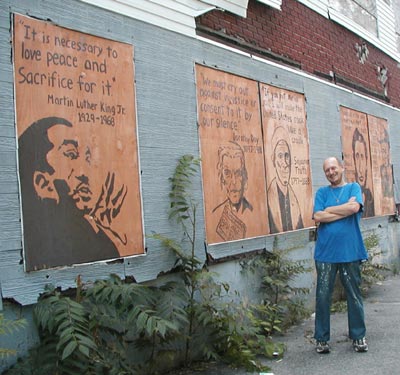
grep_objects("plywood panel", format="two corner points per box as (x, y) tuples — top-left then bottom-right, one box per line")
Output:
(13, 14), (144, 271)
(196, 65), (268, 244)
(260, 84), (314, 233)
(340, 106), (375, 217)
(367, 114), (395, 215)
(340, 107), (395, 217)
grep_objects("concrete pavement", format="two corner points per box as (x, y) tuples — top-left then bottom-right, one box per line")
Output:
(170, 274), (400, 375)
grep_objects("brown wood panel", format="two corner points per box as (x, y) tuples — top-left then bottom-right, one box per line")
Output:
(13, 14), (144, 271)
(260, 84), (313, 233)
(340, 106), (395, 217)
(367, 114), (395, 215)
(340, 106), (375, 217)
(196, 65), (268, 244)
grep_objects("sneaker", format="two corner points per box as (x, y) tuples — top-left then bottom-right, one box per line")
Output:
(353, 338), (368, 352)
(316, 341), (330, 354)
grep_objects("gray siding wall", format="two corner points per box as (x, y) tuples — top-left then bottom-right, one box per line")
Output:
(1, 0), (399, 307)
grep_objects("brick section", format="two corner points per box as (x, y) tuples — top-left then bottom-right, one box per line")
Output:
(196, 0), (400, 108)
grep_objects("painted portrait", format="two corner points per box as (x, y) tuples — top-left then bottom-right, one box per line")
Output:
(367, 114), (395, 216)
(267, 126), (304, 233)
(261, 84), (313, 234)
(196, 65), (268, 244)
(14, 14), (144, 270)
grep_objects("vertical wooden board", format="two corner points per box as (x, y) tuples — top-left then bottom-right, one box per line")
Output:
(13, 14), (144, 271)
(367, 114), (395, 215)
(0, 166), (19, 194)
(0, 86), (16, 138)
(340, 106), (375, 218)
(195, 65), (268, 244)
(0, 193), (20, 223)
(260, 84), (314, 233)
(0, 140), (18, 194)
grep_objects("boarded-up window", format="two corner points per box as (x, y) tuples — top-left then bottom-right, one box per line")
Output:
(195, 64), (314, 245)
(13, 14), (144, 271)
(367, 114), (395, 215)
(340, 106), (395, 217)
(260, 84), (314, 234)
(196, 65), (269, 244)
(341, 107), (375, 217)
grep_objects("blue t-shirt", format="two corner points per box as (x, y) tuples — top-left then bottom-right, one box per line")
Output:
(313, 182), (368, 263)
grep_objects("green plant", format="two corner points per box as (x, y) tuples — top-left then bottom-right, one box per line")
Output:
(152, 155), (272, 372)
(241, 238), (312, 331)
(5, 285), (103, 375)
(0, 313), (26, 359)
(199, 291), (279, 371)
(4, 155), (202, 375)
(84, 275), (187, 374)
(5, 154), (271, 374)
(5, 276), (188, 375)
(6, 154), (299, 374)
(150, 154), (202, 364)
(284, 299), (312, 328)
(361, 233), (390, 293)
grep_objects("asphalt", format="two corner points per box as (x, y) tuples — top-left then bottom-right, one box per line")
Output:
(169, 273), (400, 375)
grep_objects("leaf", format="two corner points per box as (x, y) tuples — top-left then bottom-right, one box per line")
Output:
(136, 311), (149, 331)
(78, 344), (90, 357)
(145, 316), (156, 336)
(61, 340), (78, 360)
(74, 334), (97, 350)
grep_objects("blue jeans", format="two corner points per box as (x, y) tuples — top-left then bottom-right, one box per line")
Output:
(314, 261), (366, 342)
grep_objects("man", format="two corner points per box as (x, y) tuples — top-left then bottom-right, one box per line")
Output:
(379, 129), (394, 199)
(18, 117), (125, 271)
(352, 128), (374, 217)
(313, 157), (368, 354)
(212, 141), (253, 241)
(267, 127), (303, 233)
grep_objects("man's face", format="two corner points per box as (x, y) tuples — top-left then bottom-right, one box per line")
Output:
(46, 124), (94, 213)
(274, 141), (291, 186)
(380, 142), (389, 165)
(323, 158), (344, 186)
(380, 159), (393, 197)
(222, 155), (245, 205)
(354, 140), (367, 187)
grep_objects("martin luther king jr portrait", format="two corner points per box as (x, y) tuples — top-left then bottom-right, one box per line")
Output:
(18, 116), (128, 271)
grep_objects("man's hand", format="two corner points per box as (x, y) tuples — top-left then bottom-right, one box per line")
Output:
(314, 197), (360, 223)
(91, 172), (128, 244)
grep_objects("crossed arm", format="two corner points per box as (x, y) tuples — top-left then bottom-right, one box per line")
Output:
(314, 197), (360, 223)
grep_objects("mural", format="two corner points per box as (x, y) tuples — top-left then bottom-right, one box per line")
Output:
(196, 65), (314, 244)
(13, 14), (144, 271)
(340, 106), (395, 217)
(196, 65), (269, 244)
(367, 114), (395, 215)
(260, 84), (313, 233)
(340, 107), (375, 218)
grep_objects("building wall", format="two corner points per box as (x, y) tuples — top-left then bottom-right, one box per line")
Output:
(196, 0), (400, 107)
(0, 0), (400, 371)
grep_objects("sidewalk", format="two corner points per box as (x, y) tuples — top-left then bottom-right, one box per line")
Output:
(170, 274), (400, 375)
